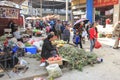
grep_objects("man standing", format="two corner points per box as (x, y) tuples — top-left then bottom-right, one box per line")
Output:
(55, 20), (62, 39)
(63, 24), (70, 43)
(113, 21), (120, 49)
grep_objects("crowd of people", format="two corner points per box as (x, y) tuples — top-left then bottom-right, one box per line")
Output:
(40, 20), (99, 60)
(7, 17), (120, 58)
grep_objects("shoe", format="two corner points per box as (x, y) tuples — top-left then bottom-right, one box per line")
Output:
(0, 74), (4, 78)
(113, 47), (119, 49)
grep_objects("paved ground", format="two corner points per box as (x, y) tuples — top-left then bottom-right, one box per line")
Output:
(55, 38), (120, 80)
(0, 57), (47, 80)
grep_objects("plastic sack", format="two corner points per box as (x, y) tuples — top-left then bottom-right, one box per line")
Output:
(28, 39), (35, 45)
(94, 40), (102, 49)
(16, 41), (25, 48)
(119, 38), (120, 40)
(82, 30), (87, 37)
(33, 40), (43, 50)
(46, 64), (62, 78)
(19, 58), (28, 66)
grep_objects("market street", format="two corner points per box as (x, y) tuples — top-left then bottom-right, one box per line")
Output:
(0, 0), (120, 80)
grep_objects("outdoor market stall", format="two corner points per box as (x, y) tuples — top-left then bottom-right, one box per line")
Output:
(0, 1), (23, 36)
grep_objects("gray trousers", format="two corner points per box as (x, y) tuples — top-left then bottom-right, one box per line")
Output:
(113, 36), (119, 48)
(90, 39), (96, 52)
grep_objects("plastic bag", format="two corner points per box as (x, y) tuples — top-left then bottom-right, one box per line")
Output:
(119, 38), (120, 40)
(46, 64), (62, 78)
(19, 58), (28, 66)
(33, 40), (43, 50)
(16, 41), (25, 48)
(82, 30), (87, 37)
(94, 40), (102, 49)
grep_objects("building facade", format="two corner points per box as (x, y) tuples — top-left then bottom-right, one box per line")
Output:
(71, 0), (120, 25)
(71, 0), (86, 21)
(20, 0), (71, 21)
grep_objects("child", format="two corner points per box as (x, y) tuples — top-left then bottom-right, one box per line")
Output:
(73, 31), (83, 48)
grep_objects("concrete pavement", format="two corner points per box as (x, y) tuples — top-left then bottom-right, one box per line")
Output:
(0, 57), (47, 80)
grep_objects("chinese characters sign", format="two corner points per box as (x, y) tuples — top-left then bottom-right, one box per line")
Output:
(94, 0), (118, 7)
(0, 7), (19, 19)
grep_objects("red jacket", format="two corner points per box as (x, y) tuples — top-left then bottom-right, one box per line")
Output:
(89, 27), (97, 40)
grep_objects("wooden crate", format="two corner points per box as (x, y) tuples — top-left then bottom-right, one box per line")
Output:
(46, 59), (63, 65)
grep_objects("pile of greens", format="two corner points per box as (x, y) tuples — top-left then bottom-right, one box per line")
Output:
(58, 44), (99, 71)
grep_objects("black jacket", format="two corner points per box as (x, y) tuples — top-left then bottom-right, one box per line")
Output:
(41, 38), (56, 59)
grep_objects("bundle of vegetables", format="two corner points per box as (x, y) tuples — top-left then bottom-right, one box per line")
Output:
(52, 40), (67, 45)
(25, 42), (32, 47)
(52, 40), (67, 48)
(33, 29), (39, 33)
(0, 35), (7, 41)
(58, 44), (99, 71)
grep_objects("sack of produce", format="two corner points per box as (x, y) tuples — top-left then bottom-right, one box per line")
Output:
(46, 64), (62, 78)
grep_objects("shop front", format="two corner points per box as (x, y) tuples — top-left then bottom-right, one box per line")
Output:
(94, 0), (119, 26)
(0, 1), (23, 36)
(71, 0), (86, 22)
(93, 0), (119, 37)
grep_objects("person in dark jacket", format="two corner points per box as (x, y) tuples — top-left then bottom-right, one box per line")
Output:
(63, 24), (70, 43)
(41, 34), (58, 59)
(8, 21), (16, 34)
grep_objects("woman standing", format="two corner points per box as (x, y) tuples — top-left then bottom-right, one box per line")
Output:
(89, 22), (98, 52)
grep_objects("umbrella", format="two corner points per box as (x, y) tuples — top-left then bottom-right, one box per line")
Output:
(73, 18), (89, 26)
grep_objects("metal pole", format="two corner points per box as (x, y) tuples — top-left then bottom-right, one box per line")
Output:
(53, 0), (55, 14)
(40, 0), (42, 17)
(66, 0), (68, 21)
(30, 0), (33, 16)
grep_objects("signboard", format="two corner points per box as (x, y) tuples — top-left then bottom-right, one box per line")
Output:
(79, 0), (86, 4)
(94, 0), (118, 7)
(21, 6), (28, 14)
(0, 7), (19, 19)
(72, 0), (86, 6)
